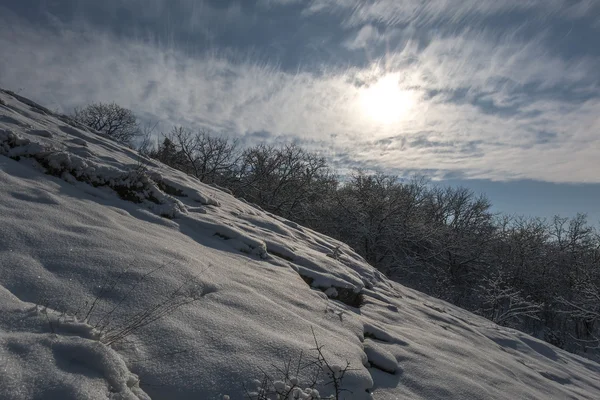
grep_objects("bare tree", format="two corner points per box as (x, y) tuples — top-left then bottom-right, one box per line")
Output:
(136, 120), (159, 155)
(72, 102), (141, 144)
(234, 144), (336, 223)
(166, 127), (240, 185)
(559, 272), (600, 352)
(477, 272), (542, 327)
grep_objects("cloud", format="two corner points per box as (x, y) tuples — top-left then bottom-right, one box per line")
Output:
(0, 12), (362, 138)
(304, 0), (600, 28)
(0, 3), (599, 184)
(344, 25), (384, 50)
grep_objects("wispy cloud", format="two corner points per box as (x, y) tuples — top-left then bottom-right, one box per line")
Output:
(343, 25), (391, 50)
(0, 1), (599, 183)
(304, 0), (600, 27)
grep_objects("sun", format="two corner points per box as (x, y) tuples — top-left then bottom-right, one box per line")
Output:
(359, 74), (414, 125)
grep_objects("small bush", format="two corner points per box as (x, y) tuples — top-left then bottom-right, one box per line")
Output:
(40, 261), (214, 347)
(245, 328), (352, 400)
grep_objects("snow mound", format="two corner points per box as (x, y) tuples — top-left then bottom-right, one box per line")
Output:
(2, 88), (600, 399)
(363, 339), (398, 374)
(0, 333), (149, 400)
(0, 287), (148, 400)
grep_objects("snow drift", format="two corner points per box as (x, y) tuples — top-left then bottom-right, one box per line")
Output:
(1, 89), (600, 399)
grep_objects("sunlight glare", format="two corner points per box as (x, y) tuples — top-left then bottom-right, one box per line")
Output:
(360, 74), (414, 125)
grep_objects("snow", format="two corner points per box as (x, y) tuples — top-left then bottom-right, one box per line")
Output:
(0, 286), (148, 400)
(363, 339), (398, 374)
(1, 87), (600, 399)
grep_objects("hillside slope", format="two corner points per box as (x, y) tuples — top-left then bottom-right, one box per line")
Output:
(1, 89), (600, 400)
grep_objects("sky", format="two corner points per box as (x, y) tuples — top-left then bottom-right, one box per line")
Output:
(0, 0), (599, 222)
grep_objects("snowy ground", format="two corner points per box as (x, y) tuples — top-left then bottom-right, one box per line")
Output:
(1, 88), (600, 399)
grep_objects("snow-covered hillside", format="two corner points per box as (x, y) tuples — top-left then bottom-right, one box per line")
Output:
(1, 88), (600, 400)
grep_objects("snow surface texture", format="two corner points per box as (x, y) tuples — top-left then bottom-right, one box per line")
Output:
(1, 88), (600, 399)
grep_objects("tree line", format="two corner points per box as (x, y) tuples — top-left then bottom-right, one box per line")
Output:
(73, 102), (600, 360)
